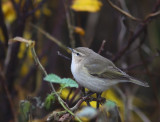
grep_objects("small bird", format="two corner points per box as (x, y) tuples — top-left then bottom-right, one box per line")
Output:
(69, 47), (149, 93)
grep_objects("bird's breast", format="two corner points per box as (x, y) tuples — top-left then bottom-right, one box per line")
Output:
(71, 61), (108, 92)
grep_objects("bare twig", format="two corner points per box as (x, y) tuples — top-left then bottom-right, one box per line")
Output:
(106, 0), (141, 21)
(112, 0), (160, 62)
(57, 51), (71, 61)
(145, 10), (160, 20)
(63, 0), (75, 48)
(70, 96), (90, 112)
(132, 106), (151, 122)
(68, 88), (81, 106)
(31, 24), (70, 52)
(112, 18), (153, 62)
(98, 40), (106, 54)
(85, 13), (100, 47)
(0, 68), (17, 122)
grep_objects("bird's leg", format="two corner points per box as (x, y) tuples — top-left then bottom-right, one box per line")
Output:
(96, 93), (106, 109)
(82, 87), (86, 96)
(81, 88), (97, 106)
(85, 91), (95, 106)
(81, 87), (91, 106)
(96, 93), (102, 109)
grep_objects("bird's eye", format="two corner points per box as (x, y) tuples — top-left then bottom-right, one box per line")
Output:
(76, 53), (80, 56)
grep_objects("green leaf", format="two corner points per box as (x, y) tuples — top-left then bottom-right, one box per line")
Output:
(44, 93), (56, 109)
(20, 100), (31, 120)
(44, 74), (78, 88)
(104, 100), (116, 111)
(103, 100), (121, 122)
(61, 78), (78, 88)
(44, 74), (61, 83)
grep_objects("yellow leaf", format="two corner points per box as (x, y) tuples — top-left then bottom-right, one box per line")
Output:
(60, 88), (80, 102)
(71, 0), (102, 12)
(42, 5), (52, 16)
(35, 10), (41, 18)
(2, 1), (16, 23)
(102, 89), (124, 121)
(18, 43), (26, 59)
(74, 26), (85, 36)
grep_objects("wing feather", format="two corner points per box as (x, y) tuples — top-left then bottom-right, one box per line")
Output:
(84, 59), (129, 80)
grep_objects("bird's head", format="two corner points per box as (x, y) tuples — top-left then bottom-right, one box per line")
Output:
(68, 47), (93, 63)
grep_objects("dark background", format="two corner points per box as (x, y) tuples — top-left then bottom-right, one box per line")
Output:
(0, 0), (160, 121)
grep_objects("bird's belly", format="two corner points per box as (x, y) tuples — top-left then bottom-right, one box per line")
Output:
(72, 70), (108, 93)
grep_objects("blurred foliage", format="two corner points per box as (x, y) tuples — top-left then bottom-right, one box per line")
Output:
(71, 0), (102, 12)
(0, 0), (160, 122)
(20, 100), (31, 121)
(44, 93), (56, 110)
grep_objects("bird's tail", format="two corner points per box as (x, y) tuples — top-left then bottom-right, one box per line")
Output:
(130, 78), (149, 87)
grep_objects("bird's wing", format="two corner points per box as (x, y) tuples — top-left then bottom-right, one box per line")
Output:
(84, 59), (129, 80)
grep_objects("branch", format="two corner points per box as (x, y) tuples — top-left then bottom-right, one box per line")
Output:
(110, 0), (160, 62)
(9, 37), (82, 122)
(98, 40), (106, 54)
(63, 0), (75, 48)
(145, 10), (160, 20)
(0, 68), (17, 122)
(31, 24), (70, 52)
(57, 51), (71, 61)
(106, 0), (141, 21)
(70, 96), (91, 112)
(132, 106), (151, 122)
(112, 2), (160, 62)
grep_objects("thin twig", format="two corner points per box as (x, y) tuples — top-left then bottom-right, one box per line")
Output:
(57, 51), (71, 61)
(98, 40), (106, 54)
(70, 96), (90, 112)
(0, 68), (17, 122)
(63, 0), (75, 48)
(31, 48), (55, 91)
(112, 0), (160, 62)
(132, 106), (151, 122)
(106, 0), (141, 21)
(145, 10), (160, 20)
(31, 24), (69, 52)
(112, 22), (146, 62)
(68, 88), (81, 106)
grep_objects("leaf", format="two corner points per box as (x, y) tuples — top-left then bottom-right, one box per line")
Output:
(76, 106), (97, 119)
(74, 27), (85, 36)
(71, 0), (102, 12)
(61, 78), (78, 88)
(44, 74), (78, 88)
(102, 100), (121, 122)
(19, 100), (31, 120)
(104, 100), (116, 111)
(2, 1), (16, 23)
(44, 93), (56, 109)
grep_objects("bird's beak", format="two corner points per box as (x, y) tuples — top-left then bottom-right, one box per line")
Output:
(67, 47), (74, 53)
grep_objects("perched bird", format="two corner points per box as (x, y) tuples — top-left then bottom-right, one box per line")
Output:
(69, 47), (149, 93)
